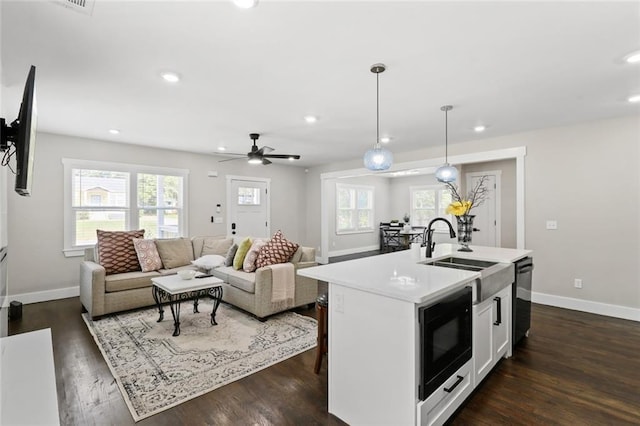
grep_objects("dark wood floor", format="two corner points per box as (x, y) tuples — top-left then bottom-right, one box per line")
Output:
(9, 298), (640, 425)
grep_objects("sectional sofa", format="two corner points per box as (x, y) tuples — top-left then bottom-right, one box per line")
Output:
(79, 233), (318, 320)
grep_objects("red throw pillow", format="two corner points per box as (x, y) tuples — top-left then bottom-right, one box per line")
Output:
(96, 229), (145, 275)
(255, 230), (299, 269)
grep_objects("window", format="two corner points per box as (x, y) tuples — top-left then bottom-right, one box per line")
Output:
(336, 183), (374, 234)
(237, 186), (261, 205)
(63, 159), (189, 256)
(410, 185), (452, 230)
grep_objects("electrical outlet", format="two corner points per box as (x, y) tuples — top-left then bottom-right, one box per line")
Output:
(574, 279), (583, 289)
(546, 220), (558, 230)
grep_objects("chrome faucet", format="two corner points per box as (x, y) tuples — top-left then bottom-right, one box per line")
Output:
(422, 217), (457, 258)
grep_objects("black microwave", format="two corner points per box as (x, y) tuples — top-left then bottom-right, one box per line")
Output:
(419, 286), (472, 400)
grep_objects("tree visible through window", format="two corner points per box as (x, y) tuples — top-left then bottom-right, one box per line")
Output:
(336, 183), (374, 234)
(64, 159), (188, 252)
(410, 185), (452, 230)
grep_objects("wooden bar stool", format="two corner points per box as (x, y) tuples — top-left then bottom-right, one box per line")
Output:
(314, 293), (328, 374)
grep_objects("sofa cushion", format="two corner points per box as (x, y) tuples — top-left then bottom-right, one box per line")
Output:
(155, 238), (194, 269)
(233, 237), (253, 270)
(133, 238), (163, 272)
(201, 237), (233, 256)
(104, 270), (160, 292)
(290, 246), (303, 264)
(214, 266), (256, 293)
(192, 254), (225, 270)
(224, 244), (238, 267)
(256, 230), (299, 268)
(243, 239), (266, 273)
(97, 229), (145, 275)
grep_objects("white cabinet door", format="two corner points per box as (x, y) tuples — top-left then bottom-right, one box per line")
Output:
(473, 285), (512, 388)
(472, 298), (495, 387)
(492, 286), (512, 360)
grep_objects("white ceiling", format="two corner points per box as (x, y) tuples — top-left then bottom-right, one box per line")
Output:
(2, 0), (639, 168)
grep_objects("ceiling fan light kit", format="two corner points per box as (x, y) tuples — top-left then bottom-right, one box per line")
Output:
(434, 105), (458, 183)
(363, 63), (393, 171)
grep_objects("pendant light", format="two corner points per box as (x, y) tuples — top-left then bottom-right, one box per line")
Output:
(434, 105), (458, 183)
(363, 63), (393, 171)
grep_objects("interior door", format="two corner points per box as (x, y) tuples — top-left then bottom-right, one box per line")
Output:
(466, 173), (499, 247)
(228, 178), (270, 239)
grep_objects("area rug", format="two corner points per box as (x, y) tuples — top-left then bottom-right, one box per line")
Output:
(82, 302), (317, 422)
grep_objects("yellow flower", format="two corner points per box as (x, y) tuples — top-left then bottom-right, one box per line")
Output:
(446, 200), (472, 216)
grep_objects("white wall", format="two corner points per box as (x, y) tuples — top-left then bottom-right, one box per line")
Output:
(306, 115), (640, 315)
(6, 132), (308, 300)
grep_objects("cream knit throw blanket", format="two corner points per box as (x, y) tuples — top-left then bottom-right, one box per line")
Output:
(270, 263), (295, 311)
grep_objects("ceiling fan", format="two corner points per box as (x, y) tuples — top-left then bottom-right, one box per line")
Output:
(218, 133), (301, 165)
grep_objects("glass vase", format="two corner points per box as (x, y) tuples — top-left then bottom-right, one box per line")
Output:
(456, 214), (475, 252)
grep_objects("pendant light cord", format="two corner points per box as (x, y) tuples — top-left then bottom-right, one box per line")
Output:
(376, 70), (380, 149)
(444, 107), (448, 162)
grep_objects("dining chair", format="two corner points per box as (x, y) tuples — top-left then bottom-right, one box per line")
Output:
(381, 227), (405, 253)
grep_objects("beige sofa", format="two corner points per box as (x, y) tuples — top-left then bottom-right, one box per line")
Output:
(80, 235), (318, 320)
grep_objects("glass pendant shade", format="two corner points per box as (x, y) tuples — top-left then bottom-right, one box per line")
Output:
(435, 105), (456, 182)
(363, 63), (392, 172)
(435, 163), (458, 182)
(364, 146), (393, 171)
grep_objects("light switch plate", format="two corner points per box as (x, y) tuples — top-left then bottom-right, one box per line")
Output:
(546, 220), (558, 230)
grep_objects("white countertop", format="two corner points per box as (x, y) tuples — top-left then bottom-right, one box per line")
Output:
(297, 243), (532, 304)
(1, 329), (60, 425)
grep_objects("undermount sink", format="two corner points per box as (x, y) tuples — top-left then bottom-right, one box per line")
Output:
(420, 256), (515, 303)
(433, 257), (498, 269)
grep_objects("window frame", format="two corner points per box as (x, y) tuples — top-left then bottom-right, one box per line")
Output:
(335, 183), (375, 235)
(62, 158), (189, 257)
(409, 184), (454, 230)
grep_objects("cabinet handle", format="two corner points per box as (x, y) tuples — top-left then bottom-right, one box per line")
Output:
(493, 296), (502, 326)
(443, 375), (464, 393)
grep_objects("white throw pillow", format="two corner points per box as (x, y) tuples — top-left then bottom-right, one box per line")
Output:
(191, 254), (225, 270)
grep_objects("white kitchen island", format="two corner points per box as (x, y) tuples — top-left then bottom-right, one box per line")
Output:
(298, 243), (532, 426)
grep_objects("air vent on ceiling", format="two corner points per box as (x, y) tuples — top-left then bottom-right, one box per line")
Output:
(54, 0), (95, 16)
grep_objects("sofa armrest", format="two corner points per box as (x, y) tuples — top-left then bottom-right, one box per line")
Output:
(80, 260), (107, 319)
(294, 261), (317, 270)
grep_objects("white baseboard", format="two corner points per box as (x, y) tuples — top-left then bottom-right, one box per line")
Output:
(532, 291), (640, 322)
(7, 286), (80, 305)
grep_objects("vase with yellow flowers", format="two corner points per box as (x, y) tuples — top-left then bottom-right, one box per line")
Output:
(443, 176), (489, 252)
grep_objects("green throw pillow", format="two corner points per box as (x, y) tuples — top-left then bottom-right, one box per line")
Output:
(233, 237), (253, 270)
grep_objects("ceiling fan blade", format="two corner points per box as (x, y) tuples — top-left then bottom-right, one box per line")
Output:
(262, 158), (272, 165)
(263, 154), (301, 160)
(256, 146), (274, 156)
(218, 157), (246, 163)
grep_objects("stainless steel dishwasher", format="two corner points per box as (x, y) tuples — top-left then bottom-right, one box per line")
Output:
(513, 257), (534, 347)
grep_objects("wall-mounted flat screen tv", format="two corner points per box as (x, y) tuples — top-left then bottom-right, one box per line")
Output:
(0, 65), (37, 196)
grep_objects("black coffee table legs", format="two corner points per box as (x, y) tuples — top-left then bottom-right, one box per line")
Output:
(152, 286), (224, 337)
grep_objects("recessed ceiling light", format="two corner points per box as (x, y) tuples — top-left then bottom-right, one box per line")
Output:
(108, 129), (120, 135)
(628, 94), (640, 103)
(474, 125), (486, 133)
(217, 146), (226, 151)
(380, 136), (391, 143)
(161, 71), (181, 83)
(233, 0), (258, 9)
(304, 115), (318, 124)
(625, 51), (640, 64)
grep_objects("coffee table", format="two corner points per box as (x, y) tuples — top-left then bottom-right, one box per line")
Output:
(151, 273), (224, 337)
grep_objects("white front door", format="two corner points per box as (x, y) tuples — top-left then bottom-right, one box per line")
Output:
(227, 177), (270, 239)
(466, 172), (500, 247)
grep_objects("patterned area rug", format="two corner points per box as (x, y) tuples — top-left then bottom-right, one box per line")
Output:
(82, 302), (317, 422)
